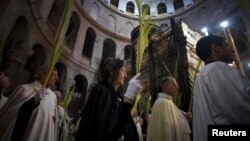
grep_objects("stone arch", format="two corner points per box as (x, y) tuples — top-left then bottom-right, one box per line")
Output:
(157, 3), (167, 14)
(124, 45), (132, 60)
(68, 74), (88, 119)
(110, 0), (119, 7)
(25, 43), (47, 82)
(174, 0), (184, 10)
(1, 16), (30, 95)
(125, 22), (134, 37)
(90, 2), (100, 21)
(108, 15), (116, 31)
(126, 1), (135, 14)
(55, 62), (68, 96)
(66, 11), (80, 50)
(47, 0), (67, 33)
(82, 27), (96, 59)
(102, 38), (116, 60)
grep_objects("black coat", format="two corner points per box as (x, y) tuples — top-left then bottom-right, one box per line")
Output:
(75, 82), (139, 141)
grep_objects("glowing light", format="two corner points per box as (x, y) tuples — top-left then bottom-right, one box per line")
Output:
(220, 21), (229, 28)
(201, 27), (208, 36)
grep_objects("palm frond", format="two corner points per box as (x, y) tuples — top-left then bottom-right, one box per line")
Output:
(135, 0), (153, 73)
(63, 85), (75, 110)
(159, 57), (173, 77)
(146, 96), (151, 114)
(131, 89), (142, 114)
(135, 0), (141, 15)
(44, 0), (74, 87)
(132, 0), (153, 114)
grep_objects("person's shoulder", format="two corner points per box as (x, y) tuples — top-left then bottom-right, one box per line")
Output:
(92, 83), (107, 91)
(200, 61), (232, 74)
(214, 61), (235, 71)
(93, 83), (113, 92)
(90, 83), (112, 97)
(22, 83), (35, 90)
(215, 61), (230, 66)
(15, 83), (32, 91)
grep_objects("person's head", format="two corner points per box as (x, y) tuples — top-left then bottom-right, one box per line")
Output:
(38, 65), (59, 88)
(54, 90), (62, 106)
(160, 76), (178, 96)
(97, 58), (127, 90)
(196, 35), (233, 64)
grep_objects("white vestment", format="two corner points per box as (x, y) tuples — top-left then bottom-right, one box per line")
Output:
(133, 116), (143, 141)
(57, 105), (71, 141)
(0, 81), (58, 141)
(147, 93), (191, 141)
(193, 62), (250, 141)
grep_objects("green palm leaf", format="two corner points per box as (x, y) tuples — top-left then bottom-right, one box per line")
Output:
(146, 96), (151, 114)
(132, 0), (152, 114)
(44, 0), (74, 87)
(135, 0), (153, 73)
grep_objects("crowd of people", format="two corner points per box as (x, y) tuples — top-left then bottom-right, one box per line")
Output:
(0, 35), (249, 141)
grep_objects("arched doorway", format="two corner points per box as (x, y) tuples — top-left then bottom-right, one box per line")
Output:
(1, 16), (30, 95)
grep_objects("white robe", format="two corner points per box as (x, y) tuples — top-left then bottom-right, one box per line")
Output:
(0, 81), (58, 141)
(57, 105), (71, 141)
(133, 116), (143, 141)
(193, 62), (250, 141)
(147, 93), (191, 141)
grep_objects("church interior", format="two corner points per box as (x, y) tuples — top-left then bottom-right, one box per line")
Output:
(0, 0), (250, 128)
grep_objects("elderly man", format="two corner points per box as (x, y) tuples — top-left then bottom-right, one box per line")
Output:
(147, 76), (191, 141)
(0, 66), (59, 141)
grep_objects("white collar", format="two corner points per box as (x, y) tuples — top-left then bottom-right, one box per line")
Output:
(158, 93), (172, 100)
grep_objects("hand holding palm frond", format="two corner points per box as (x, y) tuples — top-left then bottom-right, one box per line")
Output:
(132, 0), (153, 114)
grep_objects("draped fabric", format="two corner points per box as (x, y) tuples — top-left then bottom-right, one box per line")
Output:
(147, 93), (191, 141)
(57, 105), (71, 141)
(0, 81), (58, 141)
(75, 82), (139, 141)
(193, 62), (250, 141)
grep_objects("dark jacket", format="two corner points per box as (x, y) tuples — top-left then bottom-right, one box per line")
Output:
(75, 82), (139, 141)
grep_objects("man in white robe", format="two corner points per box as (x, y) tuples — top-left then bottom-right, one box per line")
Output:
(147, 76), (191, 141)
(0, 66), (59, 141)
(193, 35), (250, 141)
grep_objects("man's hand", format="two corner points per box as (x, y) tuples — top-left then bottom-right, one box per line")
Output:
(185, 112), (192, 122)
(34, 88), (46, 103)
